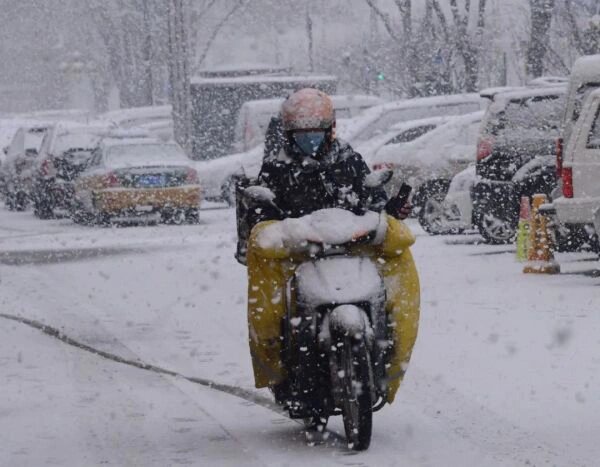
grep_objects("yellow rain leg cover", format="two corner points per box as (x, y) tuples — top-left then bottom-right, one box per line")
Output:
(246, 216), (420, 403)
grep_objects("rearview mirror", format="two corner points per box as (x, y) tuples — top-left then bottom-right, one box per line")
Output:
(243, 185), (276, 204)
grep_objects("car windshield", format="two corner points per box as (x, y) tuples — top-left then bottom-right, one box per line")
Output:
(55, 132), (102, 155)
(106, 143), (188, 166)
(385, 124), (438, 145)
(572, 83), (600, 122)
(587, 108), (600, 148)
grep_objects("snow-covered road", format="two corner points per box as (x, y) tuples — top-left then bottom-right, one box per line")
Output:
(1, 207), (599, 466)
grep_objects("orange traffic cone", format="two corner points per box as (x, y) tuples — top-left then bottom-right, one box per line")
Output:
(516, 196), (531, 262)
(523, 194), (560, 274)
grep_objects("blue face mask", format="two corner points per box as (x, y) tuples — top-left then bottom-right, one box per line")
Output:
(292, 131), (327, 157)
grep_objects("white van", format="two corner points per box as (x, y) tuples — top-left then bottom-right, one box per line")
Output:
(554, 88), (600, 235)
(233, 95), (383, 152)
(560, 55), (600, 150)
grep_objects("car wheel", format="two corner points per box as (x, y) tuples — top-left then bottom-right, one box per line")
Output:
(5, 192), (16, 211)
(33, 199), (54, 219)
(70, 203), (94, 226)
(418, 192), (460, 235)
(477, 211), (517, 244)
(15, 192), (28, 211)
(413, 179), (451, 216)
(185, 208), (200, 224)
(552, 224), (587, 252)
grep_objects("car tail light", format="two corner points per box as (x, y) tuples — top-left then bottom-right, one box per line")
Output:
(476, 137), (493, 161)
(562, 167), (573, 198)
(185, 167), (199, 184)
(556, 137), (563, 178)
(103, 171), (120, 187)
(40, 159), (56, 178)
(373, 162), (395, 170)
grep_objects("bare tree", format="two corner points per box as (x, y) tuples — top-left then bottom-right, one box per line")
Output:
(526, 0), (556, 78)
(167, 0), (192, 153)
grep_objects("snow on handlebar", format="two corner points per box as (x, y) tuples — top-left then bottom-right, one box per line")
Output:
(256, 208), (388, 252)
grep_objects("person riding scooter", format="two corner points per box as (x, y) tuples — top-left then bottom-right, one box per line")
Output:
(242, 88), (420, 405)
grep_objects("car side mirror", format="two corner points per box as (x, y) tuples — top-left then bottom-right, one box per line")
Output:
(243, 185), (276, 204)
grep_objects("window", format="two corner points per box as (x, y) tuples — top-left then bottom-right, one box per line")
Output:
(385, 124), (437, 145)
(495, 95), (564, 137)
(88, 149), (103, 167)
(586, 107), (600, 149)
(573, 83), (600, 122)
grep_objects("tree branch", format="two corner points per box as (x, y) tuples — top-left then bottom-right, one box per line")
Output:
(364, 0), (401, 42)
(478, 0), (487, 30)
(195, 0), (249, 69)
(393, 0), (412, 38)
(565, 0), (584, 54)
(431, 0), (450, 42)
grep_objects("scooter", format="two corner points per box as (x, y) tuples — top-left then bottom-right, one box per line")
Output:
(241, 184), (397, 451)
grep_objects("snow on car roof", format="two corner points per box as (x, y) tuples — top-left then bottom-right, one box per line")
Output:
(479, 86), (525, 100)
(492, 86), (566, 106)
(389, 115), (451, 131)
(191, 74), (337, 86)
(487, 87), (567, 116)
(570, 54), (600, 83)
(371, 93), (484, 113)
(99, 105), (172, 125)
(101, 136), (163, 148)
(342, 93), (486, 143)
(16, 109), (94, 123)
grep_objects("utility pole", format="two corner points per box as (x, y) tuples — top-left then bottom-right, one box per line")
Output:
(167, 0), (192, 154)
(306, 5), (314, 72)
(142, 0), (154, 106)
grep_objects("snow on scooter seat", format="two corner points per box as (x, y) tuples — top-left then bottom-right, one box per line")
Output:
(256, 208), (387, 251)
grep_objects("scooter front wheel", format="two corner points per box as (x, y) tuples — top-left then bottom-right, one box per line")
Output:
(340, 336), (373, 451)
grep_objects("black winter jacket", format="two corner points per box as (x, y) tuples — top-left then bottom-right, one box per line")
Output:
(258, 138), (388, 219)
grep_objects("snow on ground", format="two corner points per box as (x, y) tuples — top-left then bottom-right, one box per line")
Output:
(1, 205), (600, 466)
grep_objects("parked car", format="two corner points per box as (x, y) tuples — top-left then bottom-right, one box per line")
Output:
(472, 86), (566, 244)
(71, 137), (201, 225)
(552, 88), (600, 251)
(366, 111), (484, 231)
(98, 105), (172, 129)
(31, 122), (111, 218)
(340, 93), (487, 145)
(1, 123), (50, 210)
(196, 145), (264, 204)
(233, 95), (383, 152)
(356, 116), (449, 161)
(419, 164), (478, 235)
(546, 55), (600, 250)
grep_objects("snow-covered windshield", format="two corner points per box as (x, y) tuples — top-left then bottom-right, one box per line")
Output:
(54, 133), (102, 155)
(106, 143), (188, 166)
(573, 83), (600, 122)
(489, 96), (564, 137)
(587, 109), (600, 148)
